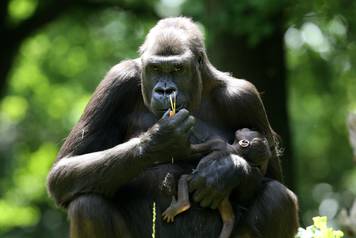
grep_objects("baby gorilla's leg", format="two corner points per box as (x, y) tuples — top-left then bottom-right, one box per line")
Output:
(218, 198), (235, 238)
(162, 175), (191, 222)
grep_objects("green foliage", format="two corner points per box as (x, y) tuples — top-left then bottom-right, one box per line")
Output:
(0, 0), (355, 237)
(184, 0), (287, 45)
(296, 216), (344, 238)
(7, 0), (38, 23)
(0, 9), (155, 238)
(285, 10), (356, 226)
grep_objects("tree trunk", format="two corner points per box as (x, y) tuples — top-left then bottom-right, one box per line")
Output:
(205, 17), (295, 189)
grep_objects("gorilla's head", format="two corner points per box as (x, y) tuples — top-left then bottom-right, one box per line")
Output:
(139, 17), (206, 117)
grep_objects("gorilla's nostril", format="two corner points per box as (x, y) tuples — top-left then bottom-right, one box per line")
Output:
(155, 88), (165, 95)
(166, 88), (176, 95)
(154, 87), (176, 95)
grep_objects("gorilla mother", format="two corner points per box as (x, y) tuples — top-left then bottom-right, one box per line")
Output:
(47, 17), (299, 238)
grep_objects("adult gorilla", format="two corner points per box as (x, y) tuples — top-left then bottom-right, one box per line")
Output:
(47, 17), (299, 238)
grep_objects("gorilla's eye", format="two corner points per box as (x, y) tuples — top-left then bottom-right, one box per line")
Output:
(152, 65), (159, 71)
(173, 64), (183, 72)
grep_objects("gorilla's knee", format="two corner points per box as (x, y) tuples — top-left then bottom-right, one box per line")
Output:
(244, 180), (299, 238)
(264, 180), (299, 216)
(68, 194), (111, 221)
(68, 194), (130, 238)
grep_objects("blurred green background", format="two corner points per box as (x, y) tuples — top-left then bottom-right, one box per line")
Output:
(0, 0), (355, 237)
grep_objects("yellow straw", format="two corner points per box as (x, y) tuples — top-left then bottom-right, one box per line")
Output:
(169, 92), (176, 117)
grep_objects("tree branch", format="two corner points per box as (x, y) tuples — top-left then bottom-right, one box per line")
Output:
(12, 0), (74, 42)
(0, 0), (158, 98)
(77, 0), (159, 18)
(0, 0), (10, 28)
(12, 0), (158, 43)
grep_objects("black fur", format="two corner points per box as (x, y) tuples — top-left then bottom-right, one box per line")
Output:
(47, 17), (299, 238)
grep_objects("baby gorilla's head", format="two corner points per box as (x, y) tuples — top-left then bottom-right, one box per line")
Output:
(233, 128), (272, 163)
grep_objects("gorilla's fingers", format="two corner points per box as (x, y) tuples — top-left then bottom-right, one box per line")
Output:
(189, 175), (204, 192)
(211, 198), (221, 210)
(170, 109), (189, 124)
(162, 110), (171, 119)
(200, 195), (214, 208)
(178, 116), (196, 134)
(193, 188), (209, 203)
(210, 193), (224, 209)
(190, 143), (205, 153)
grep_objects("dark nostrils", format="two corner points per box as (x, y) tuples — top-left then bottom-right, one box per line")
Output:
(154, 86), (176, 95)
(166, 88), (175, 95)
(154, 87), (165, 95)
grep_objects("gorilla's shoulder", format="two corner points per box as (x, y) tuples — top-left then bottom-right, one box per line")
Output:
(104, 59), (142, 84)
(217, 76), (259, 98)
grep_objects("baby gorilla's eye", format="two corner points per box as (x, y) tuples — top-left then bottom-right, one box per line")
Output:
(238, 139), (250, 148)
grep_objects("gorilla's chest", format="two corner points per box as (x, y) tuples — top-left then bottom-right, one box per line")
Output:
(118, 112), (235, 237)
(125, 110), (233, 143)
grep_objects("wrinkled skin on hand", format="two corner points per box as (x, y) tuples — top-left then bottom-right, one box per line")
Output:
(189, 153), (245, 209)
(142, 109), (196, 163)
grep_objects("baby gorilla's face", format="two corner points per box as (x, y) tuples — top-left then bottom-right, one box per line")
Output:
(233, 128), (272, 163)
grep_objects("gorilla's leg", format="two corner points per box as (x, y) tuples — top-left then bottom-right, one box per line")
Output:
(218, 197), (235, 238)
(68, 194), (131, 238)
(237, 180), (299, 238)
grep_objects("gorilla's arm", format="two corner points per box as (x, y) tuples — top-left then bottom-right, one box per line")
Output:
(189, 78), (280, 207)
(216, 78), (282, 181)
(47, 60), (194, 207)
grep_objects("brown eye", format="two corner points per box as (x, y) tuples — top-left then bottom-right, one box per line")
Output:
(174, 65), (183, 72)
(152, 65), (159, 71)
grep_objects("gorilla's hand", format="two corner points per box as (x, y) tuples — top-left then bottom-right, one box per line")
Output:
(190, 138), (233, 161)
(142, 109), (195, 163)
(189, 154), (249, 209)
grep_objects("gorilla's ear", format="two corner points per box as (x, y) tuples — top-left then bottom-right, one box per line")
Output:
(197, 51), (204, 66)
(198, 55), (203, 65)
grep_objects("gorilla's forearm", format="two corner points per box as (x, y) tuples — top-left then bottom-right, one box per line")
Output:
(48, 109), (194, 207)
(229, 155), (263, 191)
(231, 157), (263, 203)
(47, 137), (149, 207)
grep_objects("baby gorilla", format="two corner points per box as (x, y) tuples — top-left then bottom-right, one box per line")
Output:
(162, 128), (272, 238)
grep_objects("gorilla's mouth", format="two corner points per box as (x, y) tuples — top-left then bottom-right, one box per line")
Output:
(158, 104), (185, 113)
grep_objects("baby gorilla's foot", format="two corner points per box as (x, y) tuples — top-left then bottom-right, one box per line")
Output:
(162, 196), (190, 223)
(162, 207), (178, 223)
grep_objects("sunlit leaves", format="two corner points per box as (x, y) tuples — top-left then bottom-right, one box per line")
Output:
(8, 0), (38, 23)
(285, 13), (355, 227)
(183, 0), (287, 45)
(0, 9), (153, 236)
(0, 143), (56, 232)
(0, 201), (39, 231)
(1, 96), (28, 122)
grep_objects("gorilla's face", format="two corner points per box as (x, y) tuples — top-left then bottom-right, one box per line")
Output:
(141, 50), (202, 117)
